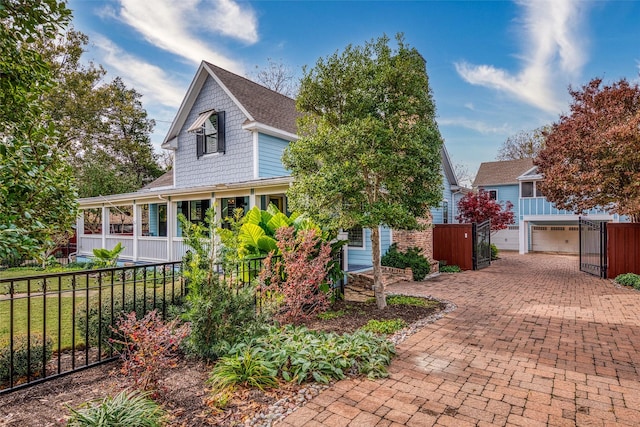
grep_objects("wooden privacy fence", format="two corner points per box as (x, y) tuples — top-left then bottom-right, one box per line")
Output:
(607, 223), (640, 278)
(433, 224), (474, 270)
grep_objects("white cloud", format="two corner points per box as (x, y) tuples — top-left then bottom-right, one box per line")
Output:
(455, 0), (588, 113)
(439, 118), (513, 135)
(464, 102), (475, 111)
(93, 36), (185, 107)
(112, 0), (256, 73)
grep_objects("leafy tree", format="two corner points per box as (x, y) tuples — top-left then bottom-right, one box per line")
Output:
(535, 78), (640, 223)
(283, 34), (443, 309)
(496, 125), (549, 161)
(456, 190), (515, 232)
(38, 29), (164, 197)
(0, 0), (77, 259)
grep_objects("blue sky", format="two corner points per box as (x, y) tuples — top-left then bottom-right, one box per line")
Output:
(68, 0), (640, 183)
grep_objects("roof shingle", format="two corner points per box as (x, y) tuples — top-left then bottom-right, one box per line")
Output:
(473, 158), (535, 187)
(205, 62), (298, 135)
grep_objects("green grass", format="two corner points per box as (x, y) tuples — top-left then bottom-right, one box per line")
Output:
(366, 295), (440, 308)
(0, 296), (86, 351)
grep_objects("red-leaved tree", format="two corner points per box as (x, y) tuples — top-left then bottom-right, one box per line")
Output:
(535, 78), (640, 222)
(456, 190), (515, 231)
(259, 227), (332, 324)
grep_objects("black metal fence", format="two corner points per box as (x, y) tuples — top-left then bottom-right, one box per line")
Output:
(0, 252), (344, 395)
(472, 220), (492, 270)
(0, 261), (184, 395)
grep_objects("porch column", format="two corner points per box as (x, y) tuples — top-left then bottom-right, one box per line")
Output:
(167, 198), (174, 261)
(519, 220), (528, 254)
(249, 189), (259, 209)
(132, 202), (138, 261)
(101, 206), (108, 250)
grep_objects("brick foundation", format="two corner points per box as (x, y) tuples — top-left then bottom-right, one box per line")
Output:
(392, 215), (439, 273)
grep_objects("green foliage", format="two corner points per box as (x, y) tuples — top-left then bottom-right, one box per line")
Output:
(386, 295), (437, 307)
(317, 310), (346, 320)
(284, 34), (443, 308)
(66, 390), (166, 427)
(76, 289), (183, 349)
(361, 319), (407, 334)
(615, 273), (640, 289)
(92, 243), (125, 268)
(381, 244), (431, 280)
(0, 0), (77, 260)
(0, 334), (53, 382)
(208, 348), (279, 394)
(179, 209), (264, 360)
(439, 265), (462, 273)
(230, 325), (396, 384)
(490, 244), (499, 260)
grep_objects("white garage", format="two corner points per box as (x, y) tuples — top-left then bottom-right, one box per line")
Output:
(530, 224), (579, 254)
(493, 226), (520, 251)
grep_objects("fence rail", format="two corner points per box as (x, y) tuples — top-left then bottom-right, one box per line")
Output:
(0, 261), (184, 395)
(0, 252), (344, 395)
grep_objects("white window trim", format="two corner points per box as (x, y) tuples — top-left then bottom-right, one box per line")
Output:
(347, 227), (366, 250)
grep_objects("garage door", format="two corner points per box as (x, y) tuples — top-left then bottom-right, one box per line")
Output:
(531, 225), (579, 253)
(493, 226), (519, 251)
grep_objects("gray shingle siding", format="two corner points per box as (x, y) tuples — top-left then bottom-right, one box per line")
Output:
(174, 76), (253, 188)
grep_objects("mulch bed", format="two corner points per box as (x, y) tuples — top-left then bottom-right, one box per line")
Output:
(0, 298), (444, 426)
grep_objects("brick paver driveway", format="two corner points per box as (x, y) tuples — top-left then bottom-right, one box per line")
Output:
(278, 252), (640, 426)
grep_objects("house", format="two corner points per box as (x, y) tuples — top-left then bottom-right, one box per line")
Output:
(473, 159), (621, 254)
(76, 61), (459, 270)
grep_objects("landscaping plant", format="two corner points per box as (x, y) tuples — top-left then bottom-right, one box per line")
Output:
(0, 334), (53, 382)
(361, 319), (407, 335)
(439, 265), (462, 273)
(615, 273), (640, 289)
(66, 390), (166, 427)
(111, 310), (190, 393)
(260, 227), (333, 324)
(92, 243), (125, 268)
(381, 244), (431, 281)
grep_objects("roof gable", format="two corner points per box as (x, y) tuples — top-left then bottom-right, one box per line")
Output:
(473, 158), (534, 187)
(163, 62), (298, 147)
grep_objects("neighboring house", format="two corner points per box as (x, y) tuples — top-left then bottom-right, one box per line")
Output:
(473, 159), (621, 254)
(76, 61), (459, 270)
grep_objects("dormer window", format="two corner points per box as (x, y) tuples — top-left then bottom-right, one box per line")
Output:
(187, 110), (226, 158)
(521, 181), (543, 198)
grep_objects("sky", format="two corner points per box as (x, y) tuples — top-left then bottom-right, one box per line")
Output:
(68, 0), (640, 184)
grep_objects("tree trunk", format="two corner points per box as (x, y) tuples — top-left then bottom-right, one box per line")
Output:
(370, 226), (387, 309)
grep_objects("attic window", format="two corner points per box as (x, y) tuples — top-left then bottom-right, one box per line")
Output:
(188, 110), (226, 157)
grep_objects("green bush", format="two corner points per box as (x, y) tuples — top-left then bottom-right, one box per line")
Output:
(229, 325), (396, 384)
(0, 334), (53, 382)
(439, 265), (461, 273)
(76, 289), (184, 349)
(208, 348), (279, 393)
(67, 390), (166, 427)
(381, 244), (430, 281)
(361, 319), (407, 334)
(490, 244), (499, 260)
(615, 273), (640, 289)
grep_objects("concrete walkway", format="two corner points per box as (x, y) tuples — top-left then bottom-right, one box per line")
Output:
(278, 252), (640, 426)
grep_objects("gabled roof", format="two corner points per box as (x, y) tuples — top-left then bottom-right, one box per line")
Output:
(441, 145), (459, 188)
(162, 62), (298, 148)
(473, 158), (534, 187)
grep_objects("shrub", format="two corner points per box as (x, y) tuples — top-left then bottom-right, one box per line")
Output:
(386, 295), (438, 307)
(232, 325), (396, 383)
(260, 227), (333, 324)
(490, 244), (499, 260)
(0, 334), (53, 382)
(208, 348), (279, 397)
(67, 390), (166, 427)
(361, 319), (407, 334)
(381, 244), (431, 281)
(439, 265), (461, 273)
(111, 310), (190, 393)
(76, 289), (183, 350)
(615, 273), (640, 289)
(317, 309), (345, 320)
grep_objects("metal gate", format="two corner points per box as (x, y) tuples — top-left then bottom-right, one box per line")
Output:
(472, 220), (491, 270)
(579, 217), (607, 278)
